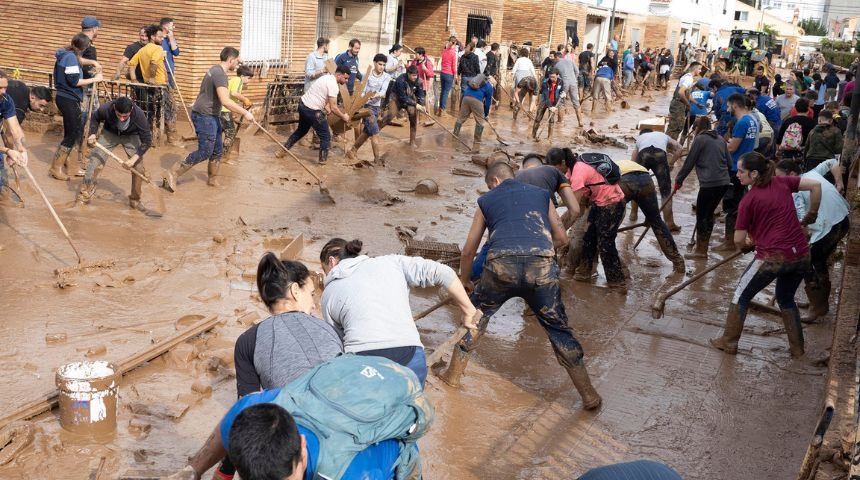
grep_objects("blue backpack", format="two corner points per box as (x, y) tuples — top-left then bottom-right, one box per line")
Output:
(272, 354), (434, 480)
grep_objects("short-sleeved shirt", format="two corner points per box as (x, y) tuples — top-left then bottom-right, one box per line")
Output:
(730, 114), (758, 168)
(736, 176), (809, 261)
(128, 43), (167, 85)
(219, 389), (401, 480)
(616, 159), (648, 175)
(221, 77), (244, 113)
(567, 161), (625, 207)
(579, 50), (594, 70)
(0, 92), (17, 121)
(515, 165), (571, 195)
(636, 131), (670, 152)
(690, 90), (711, 116)
(775, 94), (798, 120)
(5, 80), (30, 123)
(123, 42), (145, 81)
(191, 65), (230, 116)
(301, 74), (339, 111)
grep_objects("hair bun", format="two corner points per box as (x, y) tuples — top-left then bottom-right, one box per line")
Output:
(345, 239), (363, 255)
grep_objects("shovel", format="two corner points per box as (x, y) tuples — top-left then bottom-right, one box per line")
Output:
(253, 120), (336, 204)
(483, 119), (510, 146)
(92, 143), (166, 217)
(419, 110), (474, 151)
(651, 251), (744, 319)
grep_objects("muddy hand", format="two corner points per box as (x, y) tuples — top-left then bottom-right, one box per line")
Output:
(163, 465), (199, 480)
(463, 308), (482, 331)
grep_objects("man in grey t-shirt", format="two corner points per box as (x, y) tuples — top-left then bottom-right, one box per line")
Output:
(554, 56), (582, 126)
(163, 46), (254, 192)
(775, 82), (799, 121)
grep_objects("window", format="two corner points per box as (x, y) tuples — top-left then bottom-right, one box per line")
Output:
(241, 0), (284, 62)
(466, 13), (492, 41)
(566, 20), (578, 46)
(734, 11), (748, 21)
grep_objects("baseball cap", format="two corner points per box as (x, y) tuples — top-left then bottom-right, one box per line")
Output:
(81, 16), (102, 29)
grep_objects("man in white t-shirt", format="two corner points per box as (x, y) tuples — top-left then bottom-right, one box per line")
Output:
(281, 64), (351, 165)
(632, 129), (684, 231)
(666, 61), (701, 141)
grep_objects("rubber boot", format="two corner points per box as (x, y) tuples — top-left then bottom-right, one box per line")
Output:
(370, 136), (381, 164)
(531, 120), (540, 140)
(709, 303), (744, 354)
(318, 149), (328, 165)
(712, 229), (737, 252)
(780, 307), (805, 357)
(453, 121), (462, 136)
(408, 127), (417, 148)
(434, 106), (442, 117)
(165, 124), (185, 148)
(207, 159), (221, 187)
(162, 162), (193, 193)
(471, 124), (483, 154)
(275, 138), (296, 159)
(347, 132), (368, 160)
(801, 281), (830, 324)
(662, 199), (681, 232)
(50, 145), (72, 181)
(684, 230), (711, 259)
(66, 147), (85, 177)
(574, 107), (584, 127)
(628, 202), (638, 222)
(565, 363), (603, 410)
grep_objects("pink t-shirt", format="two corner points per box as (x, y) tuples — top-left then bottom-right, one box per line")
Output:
(567, 162), (625, 207)
(736, 175), (809, 261)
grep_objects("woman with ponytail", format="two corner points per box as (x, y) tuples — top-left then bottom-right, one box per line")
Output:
(319, 237), (479, 385)
(710, 152), (821, 358)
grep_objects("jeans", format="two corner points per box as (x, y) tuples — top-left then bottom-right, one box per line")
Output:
(619, 172), (682, 263)
(472, 255), (584, 368)
(220, 111), (237, 149)
(637, 147), (672, 199)
(807, 217), (849, 287)
(185, 111), (223, 166)
(695, 185), (729, 240)
(733, 255), (810, 311)
(622, 69), (634, 88)
(580, 72), (591, 90)
(287, 102), (331, 151)
(580, 201), (626, 283)
(722, 171), (747, 235)
(56, 95), (83, 148)
(357, 346), (427, 387)
(439, 73), (454, 110)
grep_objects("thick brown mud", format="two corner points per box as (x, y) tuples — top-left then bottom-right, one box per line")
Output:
(0, 82), (832, 479)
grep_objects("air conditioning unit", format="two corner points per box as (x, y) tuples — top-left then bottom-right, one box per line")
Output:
(334, 7), (345, 20)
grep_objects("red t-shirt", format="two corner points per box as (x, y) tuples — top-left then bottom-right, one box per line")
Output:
(736, 176), (809, 261)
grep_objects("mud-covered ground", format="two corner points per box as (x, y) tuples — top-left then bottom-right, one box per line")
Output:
(0, 82), (835, 479)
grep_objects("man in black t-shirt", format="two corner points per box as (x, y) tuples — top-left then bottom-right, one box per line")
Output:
(579, 43), (595, 89)
(80, 16), (102, 78)
(4, 80), (51, 124)
(113, 27), (148, 81)
(515, 155), (578, 226)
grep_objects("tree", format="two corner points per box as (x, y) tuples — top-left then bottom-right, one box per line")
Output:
(799, 17), (827, 36)
(762, 24), (779, 39)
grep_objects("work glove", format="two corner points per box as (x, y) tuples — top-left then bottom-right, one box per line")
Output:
(87, 134), (97, 147)
(416, 104), (426, 112)
(673, 182), (682, 193)
(801, 210), (818, 226)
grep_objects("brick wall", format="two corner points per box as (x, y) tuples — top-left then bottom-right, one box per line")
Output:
(503, 1), (586, 50)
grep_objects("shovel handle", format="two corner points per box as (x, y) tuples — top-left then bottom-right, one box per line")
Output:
(253, 120), (324, 184)
(92, 143), (153, 185)
(633, 190), (677, 250)
(20, 163), (82, 263)
(420, 110), (474, 150)
(651, 250), (743, 318)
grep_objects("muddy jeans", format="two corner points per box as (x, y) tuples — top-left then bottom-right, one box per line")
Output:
(287, 102), (331, 152)
(807, 217), (850, 287)
(666, 98), (687, 141)
(457, 96), (486, 126)
(619, 172), (682, 263)
(220, 111), (237, 150)
(379, 99), (417, 136)
(696, 185), (729, 240)
(472, 255), (585, 367)
(637, 146), (672, 200)
(733, 255), (810, 313)
(185, 111), (223, 166)
(722, 171), (747, 235)
(580, 201), (626, 283)
(81, 129), (144, 201)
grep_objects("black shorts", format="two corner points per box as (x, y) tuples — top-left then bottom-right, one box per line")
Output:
(517, 77), (538, 93)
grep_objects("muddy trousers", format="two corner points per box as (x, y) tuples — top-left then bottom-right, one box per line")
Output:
(721, 172), (748, 236)
(287, 102), (331, 152)
(695, 185), (729, 241)
(580, 202), (627, 284)
(219, 111), (237, 150)
(79, 130), (144, 203)
(666, 99), (687, 141)
(471, 256), (585, 368)
(637, 147), (672, 199)
(619, 172), (682, 264)
(379, 101), (417, 143)
(184, 111), (224, 166)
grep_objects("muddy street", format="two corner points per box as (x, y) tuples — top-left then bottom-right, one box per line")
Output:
(0, 84), (833, 479)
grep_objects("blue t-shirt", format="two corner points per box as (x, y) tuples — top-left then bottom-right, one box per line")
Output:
(0, 93), (17, 120)
(161, 38), (180, 77)
(623, 53), (635, 71)
(730, 113), (758, 170)
(220, 389), (401, 480)
(689, 90), (711, 116)
(595, 65), (614, 80)
(755, 95), (781, 131)
(697, 77), (711, 90)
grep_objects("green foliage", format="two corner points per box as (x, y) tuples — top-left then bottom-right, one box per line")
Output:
(799, 17), (827, 36)
(820, 39), (853, 52)
(821, 51), (858, 68)
(762, 24), (779, 39)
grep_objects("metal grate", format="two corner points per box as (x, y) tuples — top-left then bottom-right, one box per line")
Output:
(404, 240), (461, 269)
(262, 74), (306, 126)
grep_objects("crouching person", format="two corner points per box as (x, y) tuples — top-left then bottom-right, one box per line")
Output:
(166, 354), (433, 480)
(76, 96), (152, 211)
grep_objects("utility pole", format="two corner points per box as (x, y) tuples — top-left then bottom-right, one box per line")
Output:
(607, 0), (617, 52)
